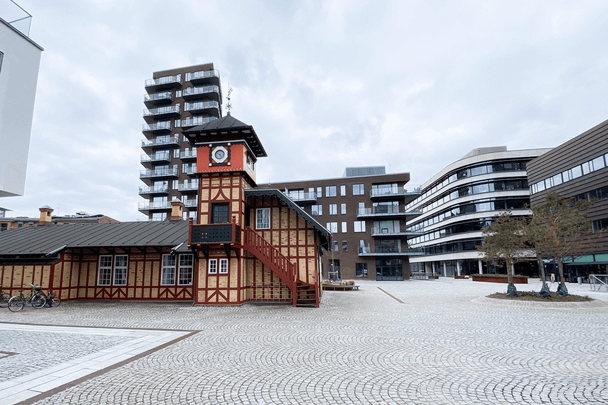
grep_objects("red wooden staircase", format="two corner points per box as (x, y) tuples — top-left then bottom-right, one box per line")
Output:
(242, 227), (318, 307)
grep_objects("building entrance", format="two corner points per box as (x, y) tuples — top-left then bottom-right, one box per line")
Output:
(376, 258), (403, 281)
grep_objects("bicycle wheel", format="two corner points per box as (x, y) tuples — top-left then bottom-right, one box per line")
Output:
(31, 295), (46, 309)
(50, 297), (61, 307)
(8, 296), (25, 312)
(0, 292), (10, 308)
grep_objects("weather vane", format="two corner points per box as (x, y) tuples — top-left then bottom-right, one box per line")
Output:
(226, 87), (233, 116)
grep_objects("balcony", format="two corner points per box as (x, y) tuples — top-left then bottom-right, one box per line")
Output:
(138, 201), (172, 212)
(141, 135), (179, 148)
(143, 105), (181, 119)
(185, 69), (220, 86)
(370, 187), (422, 204)
(181, 85), (221, 102)
(286, 192), (317, 205)
(183, 199), (198, 208)
(145, 74), (182, 90)
(178, 182), (198, 193)
(184, 101), (220, 115)
(140, 152), (171, 164)
(144, 92), (172, 105)
(179, 116), (218, 128)
(371, 227), (424, 238)
(180, 150), (197, 161)
(358, 246), (425, 256)
(142, 121), (171, 133)
(138, 185), (169, 196)
(189, 223), (241, 245)
(139, 167), (179, 180)
(357, 206), (423, 220)
(183, 166), (198, 176)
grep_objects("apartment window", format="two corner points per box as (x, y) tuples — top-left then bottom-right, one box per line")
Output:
(342, 241), (348, 252)
(340, 185), (346, 196)
(219, 258), (229, 274)
(317, 187), (322, 198)
(353, 184), (364, 195)
(311, 205), (322, 216)
(211, 203), (229, 224)
(176, 90), (182, 97)
(332, 241), (339, 252)
(161, 254), (176, 285)
(356, 263), (368, 278)
(329, 204), (337, 215)
(326, 222), (338, 233)
(178, 254), (194, 285)
(1, 223), (7, 231)
(341, 203), (347, 215)
(341, 222), (347, 233)
(256, 208), (271, 229)
(208, 259), (217, 274)
(98, 255), (128, 286)
(354, 221), (366, 233)
(326, 186), (337, 197)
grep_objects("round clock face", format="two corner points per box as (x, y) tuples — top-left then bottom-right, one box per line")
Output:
(214, 149), (225, 160)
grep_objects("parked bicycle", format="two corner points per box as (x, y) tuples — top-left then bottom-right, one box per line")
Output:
(0, 284), (10, 308)
(8, 284), (47, 312)
(40, 289), (62, 307)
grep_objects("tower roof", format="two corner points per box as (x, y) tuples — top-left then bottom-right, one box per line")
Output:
(183, 115), (267, 158)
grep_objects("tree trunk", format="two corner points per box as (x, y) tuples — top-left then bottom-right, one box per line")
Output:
(506, 259), (517, 296)
(557, 257), (569, 296)
(538, 254), (550, 296)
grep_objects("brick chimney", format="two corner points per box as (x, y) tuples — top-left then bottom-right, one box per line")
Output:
(38, 206), (54, 225)
(169, 198), (184, 221)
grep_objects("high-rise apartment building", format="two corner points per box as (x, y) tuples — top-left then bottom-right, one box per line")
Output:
(271, 167), (421, 281)
(0, 1), (43, 197)
(138, 63), (222, 221)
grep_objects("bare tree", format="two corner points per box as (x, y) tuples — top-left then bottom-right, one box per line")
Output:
(528, 192), (593, 296)
(477, 211), (528, 296)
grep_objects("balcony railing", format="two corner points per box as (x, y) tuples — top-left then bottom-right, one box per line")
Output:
(184, 101), (219, 113)
(182, 85), (220, 98)
(183, 167), (197, 175)
(138, 202), (172, 211)
(138, 185), (169, 195)
(357, 207), (423, 218)
(141, 135), (179, 148)
(140, 152), (170, 163)
(358, 246), (425, 256)
(139, 168), (179, 179)
(371, 228), (424, 237)
(145, 74), (182, 88)
(185, 70), (220, 82)
(180, 150), (197, 159)
(190, 223), (241, 245)
(142, 121), (171, 132)
(178, 183), (199, 192)
(183, 199), (198, 207)
(370, 187), (421, 198)
(144, 92), (172, 103)
(179, 116), (217, 128)
(143, 105), (180, 117)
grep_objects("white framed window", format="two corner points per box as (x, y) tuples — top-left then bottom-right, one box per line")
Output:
(325, 186), (337, 197)
(326, 222), (338, 233)
(256, 208), (271, 229)
(98, 256), (113, 286)
(353, 184), (364, 195)
(354, 221), (366, 233)
(113, 255), (128, 286)
(316, 187), (322, 198)
(341, 222), (347, 233)
(208, 259), (217, 274)
(340, 185), (346, 196)
(329, 204), (337, 215)
(341, 203), (347, 215)
(219, 258), (229, 274)
(311, 205), (322, 216)
(161, 254), (176, 285)
(178, 254), (194, 285)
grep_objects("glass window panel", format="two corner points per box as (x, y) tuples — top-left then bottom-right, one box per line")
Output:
(571, 165), (582, 178)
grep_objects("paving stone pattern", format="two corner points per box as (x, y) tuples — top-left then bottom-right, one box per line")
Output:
(0, 279), (607, 404)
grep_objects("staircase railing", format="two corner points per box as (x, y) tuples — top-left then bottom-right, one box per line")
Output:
(242, 228), (297, 289)
(590, 274), (608, 292)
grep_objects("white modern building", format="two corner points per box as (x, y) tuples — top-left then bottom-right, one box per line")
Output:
(406, 146), (551, 278)
(0, 1), (43, 197)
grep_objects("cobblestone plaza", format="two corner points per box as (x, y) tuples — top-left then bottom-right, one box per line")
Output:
(1, 279), (607, 404)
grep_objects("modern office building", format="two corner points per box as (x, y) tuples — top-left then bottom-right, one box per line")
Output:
(0, 1), (43, 197)
(139, 63), (222, 221)
(527, 119), (608, 280)
(271, 167), (422, 281)
(406, 146), (551, 278)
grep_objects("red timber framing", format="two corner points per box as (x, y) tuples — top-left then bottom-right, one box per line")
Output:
(0, 247), (195, 302)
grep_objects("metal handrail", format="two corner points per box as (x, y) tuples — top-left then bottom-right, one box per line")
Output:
(590, 274), (608, 292)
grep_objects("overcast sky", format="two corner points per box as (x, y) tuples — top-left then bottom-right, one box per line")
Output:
(4, 0), (608, 221)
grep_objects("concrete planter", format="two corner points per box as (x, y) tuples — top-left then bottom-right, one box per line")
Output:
(472, 275), (528, 284)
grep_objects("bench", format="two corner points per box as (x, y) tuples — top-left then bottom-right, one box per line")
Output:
(322, 284), (359, 291)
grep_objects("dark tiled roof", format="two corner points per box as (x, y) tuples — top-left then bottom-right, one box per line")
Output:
(245, 188), (330, 246)
(0, 220), (189, 256)
(183, 115), (267, 158)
